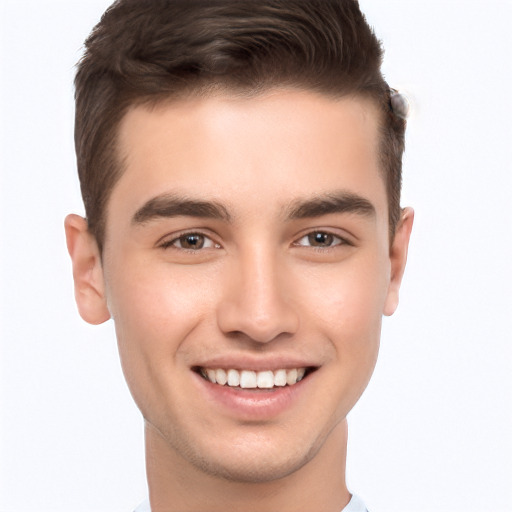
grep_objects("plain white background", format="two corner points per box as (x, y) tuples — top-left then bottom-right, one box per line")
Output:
(1, 1), (511, 511)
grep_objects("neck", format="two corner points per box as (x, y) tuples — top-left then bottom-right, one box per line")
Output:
(145, 419), (350, 512)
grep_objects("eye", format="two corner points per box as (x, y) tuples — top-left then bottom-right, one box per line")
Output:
(162, 233), (220, 250)
(294, 231), (347, 248)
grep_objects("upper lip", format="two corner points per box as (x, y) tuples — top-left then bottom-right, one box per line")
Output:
(192, 355), (320, 372)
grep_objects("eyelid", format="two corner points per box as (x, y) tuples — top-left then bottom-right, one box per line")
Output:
(157, 229), (222, 250)
(292, 228), (354, 248)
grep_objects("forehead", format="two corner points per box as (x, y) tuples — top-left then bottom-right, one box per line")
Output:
(111, 89), (387, 224)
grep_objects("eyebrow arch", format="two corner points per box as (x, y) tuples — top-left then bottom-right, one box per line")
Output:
(132, 193), (231, 225)
(285, 191), (376, 220)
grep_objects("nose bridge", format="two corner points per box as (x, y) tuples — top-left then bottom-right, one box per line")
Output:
(217, 242), (299, 343)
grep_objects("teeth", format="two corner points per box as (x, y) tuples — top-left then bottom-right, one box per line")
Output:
(286, 368), (298, 385)
(240, 370), (257, 388)
(215, 368), (227, 385)
(257, 371), (274, 389)
(227, 369), (240, 387)
(201, 367), (308, 388)
(273, 369), (287, 387)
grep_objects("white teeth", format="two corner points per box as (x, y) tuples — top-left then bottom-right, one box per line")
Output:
(286, 368), (298, 386)
(202, 367), (307, 388)
(273, 369), (287, 387)
(227, 369), (240, 387)
(240, 370), (257, 388)
(215, 368), (227, 385)
(257, 371), (274, 389)
(206, 369), (217, 384)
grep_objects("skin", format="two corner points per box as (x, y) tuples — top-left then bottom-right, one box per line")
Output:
(65, 89), (413, 512)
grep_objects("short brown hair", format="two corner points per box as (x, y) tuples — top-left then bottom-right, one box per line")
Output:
(75, 0), (406, 251)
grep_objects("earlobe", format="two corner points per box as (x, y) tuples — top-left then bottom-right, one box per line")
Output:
(64, 214), (111, 325)
(383, 207), (414, 317)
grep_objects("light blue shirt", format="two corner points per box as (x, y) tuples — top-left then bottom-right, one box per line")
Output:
(133, 493), (368, 512)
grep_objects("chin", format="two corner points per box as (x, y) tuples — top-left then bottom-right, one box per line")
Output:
(194, 450), (314, 484)
(178, 429), (326, 484)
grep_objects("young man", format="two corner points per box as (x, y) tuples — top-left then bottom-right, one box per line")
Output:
(65, 1), (413, 510)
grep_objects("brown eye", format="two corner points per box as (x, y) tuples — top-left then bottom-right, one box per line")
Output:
(308, 232), (334, 247)
(177, 234), (205, 249)
(165, 233), (219, 250)
(295, 231), (345, 248)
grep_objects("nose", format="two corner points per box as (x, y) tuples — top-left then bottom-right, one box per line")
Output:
(216, 246), (299, 343)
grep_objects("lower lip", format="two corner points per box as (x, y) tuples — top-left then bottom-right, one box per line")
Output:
(192, 371), (313, 421)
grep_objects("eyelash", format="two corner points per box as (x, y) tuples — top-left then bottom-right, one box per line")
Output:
(159, 231), (220, 251)
(159, 229), (352, 252)
(293, 230), (352, 249)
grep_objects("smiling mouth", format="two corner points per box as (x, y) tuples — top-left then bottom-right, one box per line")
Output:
(196, 367), (316, 389)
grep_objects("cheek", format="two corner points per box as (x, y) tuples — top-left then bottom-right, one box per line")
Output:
(109, 260), (209, 325)
(106, 261), (216, 368)
(303, 253), (388, 322)
(298, 252), (389, 364)
(104, 261), (218, 415)
(301, 257), (388, 414)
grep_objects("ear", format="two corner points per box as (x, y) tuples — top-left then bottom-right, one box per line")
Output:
(64, 214), (111, 325)
(383, 207), (414, 316)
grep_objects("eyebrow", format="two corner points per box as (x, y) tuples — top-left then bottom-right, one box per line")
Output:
(132, 190), (375, 226)
(132, 194), (231, 224)
(285, 191), (376, 220)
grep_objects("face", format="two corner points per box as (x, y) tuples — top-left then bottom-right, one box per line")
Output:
(66, 89), (412, 483)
